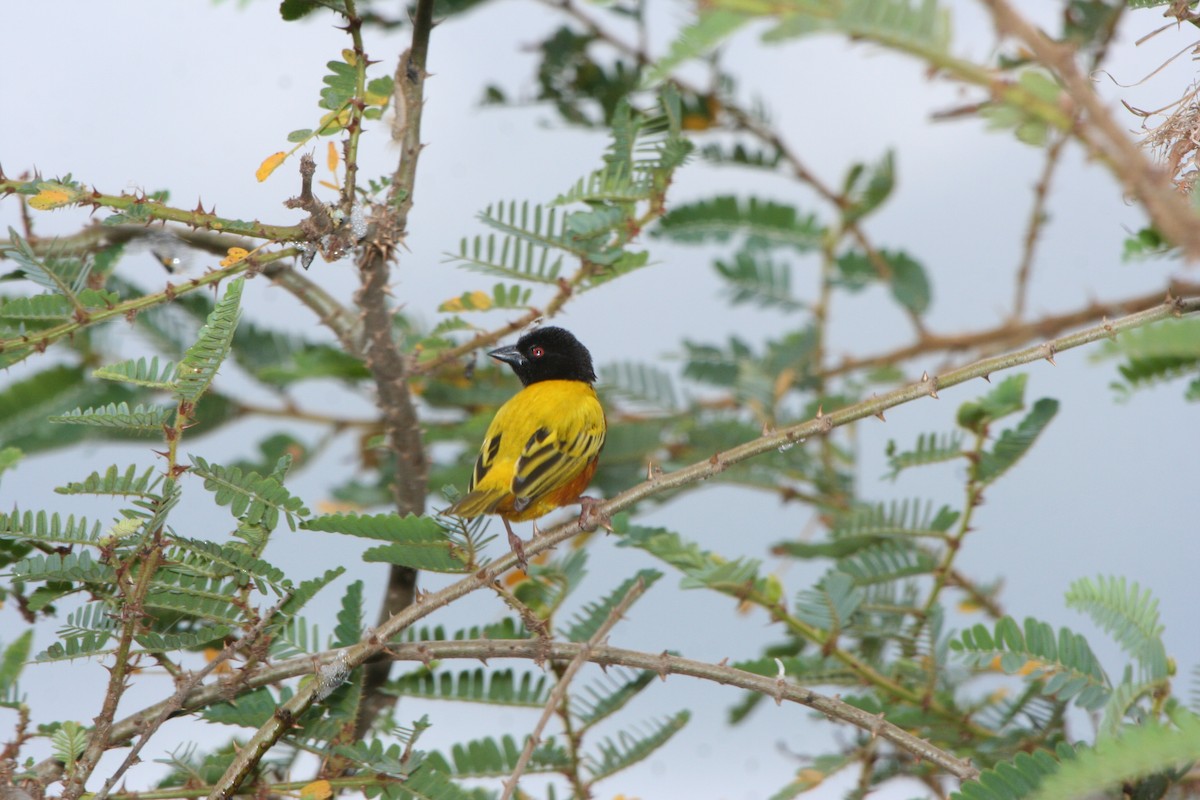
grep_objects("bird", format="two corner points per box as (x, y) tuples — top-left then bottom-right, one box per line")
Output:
(445, 326), (606, 568)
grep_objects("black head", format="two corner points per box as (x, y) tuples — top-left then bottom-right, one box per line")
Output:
(489, 326), (596, 387)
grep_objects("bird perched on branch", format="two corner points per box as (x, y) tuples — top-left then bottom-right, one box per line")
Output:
(445, 326), (607, 568)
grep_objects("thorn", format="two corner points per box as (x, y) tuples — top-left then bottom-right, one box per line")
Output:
(921, 370), (929, 382)
(718, 657), (729, 667)
(657, 651), (671, 680)
(761, 420), (774, 436)
(815, 405), (824, 419)
(1042, 342), (1057, 366)
(874, 409), (886, 422)
(870, 711), (887, 740)
(982, 373), (991, 383)
(923, 371), (939, 399)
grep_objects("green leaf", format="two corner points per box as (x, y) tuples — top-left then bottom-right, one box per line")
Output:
(952, 742), (1078, 800)
(641, 9), (749, 87)
(600, 361), (678, 411)
(884, 431), (964, 478)
(842, 150), (895, 223)
(654, 195), (823, 251)
(134, 625), (233, 654)
(794, 572), (864, 631)
(886, 250), (931, 315)
(49, 402), (173, 432)
(0, 447), (21, 482)
(55, 464), (163, 498)
(424, 734), (570, 778)
(715, 250), (804, 310)
(386, 667), (551, 707)
(1065, 576), (1168, 681)
(333, 580), (364, 648)
(51, 721), (89, 771)
(951, 617), (1110, 710)
(0, 365), (141, 453)
(572, 669), (657, 728)
(1, 509), (105, 547)
(1030, 718), (1200, 800)
(957, 374), (1029, 433)
(93, 356), (179, 390)
(175, 277), (244, 403)
(0, 630), (33, 696)
(302, 513), (471, 573)
(280, 0), (345, 22)
(615, 520), (779, 603)
(973, 398), (1059, 485)
(190, 455), (310, 532)
(583, 710), (690, 780)
(561, 569), (662, 642)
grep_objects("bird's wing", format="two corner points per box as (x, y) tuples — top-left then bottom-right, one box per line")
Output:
(510, 419), (605, 509)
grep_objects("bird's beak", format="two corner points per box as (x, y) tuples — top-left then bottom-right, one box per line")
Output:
(488, 345), (527, 368)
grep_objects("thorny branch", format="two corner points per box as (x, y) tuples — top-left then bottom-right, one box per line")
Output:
(28, 292), (1191, 796)
(349, 0), (435, 742)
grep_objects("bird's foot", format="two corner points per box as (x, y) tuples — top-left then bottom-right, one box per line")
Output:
(577, 496), (612, 533)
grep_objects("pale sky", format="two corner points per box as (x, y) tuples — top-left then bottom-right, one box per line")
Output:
(2, 2), (1198, 797)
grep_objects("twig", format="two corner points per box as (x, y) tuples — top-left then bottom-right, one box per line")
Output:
(982, 0), (1200, 259)
(29, 295), (1200, 792)
(349, 0), (437, 742)
(1012, 133), (1068, 320)
(389, 637), (980, 782)
(500, 577), (647, 800)
(824, 280), (1200, 379)
(91, 594), (293, 800)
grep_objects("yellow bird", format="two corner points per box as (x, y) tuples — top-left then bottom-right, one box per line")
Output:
(446, 327), (606, 566)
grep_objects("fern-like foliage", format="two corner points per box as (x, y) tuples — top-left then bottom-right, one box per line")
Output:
(560, 569), (662, 643)
(714, 250), (804, 310)
(0, 290), (118, 322)
(55, 464), (163, 498)
(973, 398), (1058, 485)
(302, 512), (472, 572)
(582, 711), (690, 780)
(794, 572), (864, 632)
(93, 356), (179, 390)
(600, 361), (679, 411)
(1065, 576), (1169, 681)
(453, 201), (568, 284)
(48, 402), (173, 432)
(424, 734), (571, 778)
(616, 520), (781, 603)
(885, 431), (965, 478)
(0, 630), (32, 706)
(951, 617), (1110, 711)
(570, 669), (658, 728)
(189, 455), (310, 532)
(777, 499), (958, 558)
(385, 667), (551, 708)
(762, 0), (952, 58)
(1097, 317), (1200, 400)
(4, 227), (92, 300)
(1030, 718), (1200, 800)
(174, 277), (243, 403)
(0, 509), (105, 547)
(654, 195), (823, 251)
(951, 741), (1078, 800)
(451, 88), (690, 295)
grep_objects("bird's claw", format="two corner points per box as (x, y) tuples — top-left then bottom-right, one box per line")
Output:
(577, 496), (612, 533)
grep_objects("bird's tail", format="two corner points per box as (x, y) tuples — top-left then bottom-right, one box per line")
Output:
(444, 488), (508, 518)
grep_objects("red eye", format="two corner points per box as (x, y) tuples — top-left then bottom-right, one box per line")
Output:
(530, 346), (545, 358)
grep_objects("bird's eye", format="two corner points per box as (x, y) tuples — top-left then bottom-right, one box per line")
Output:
(530, 346), (545, 358)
